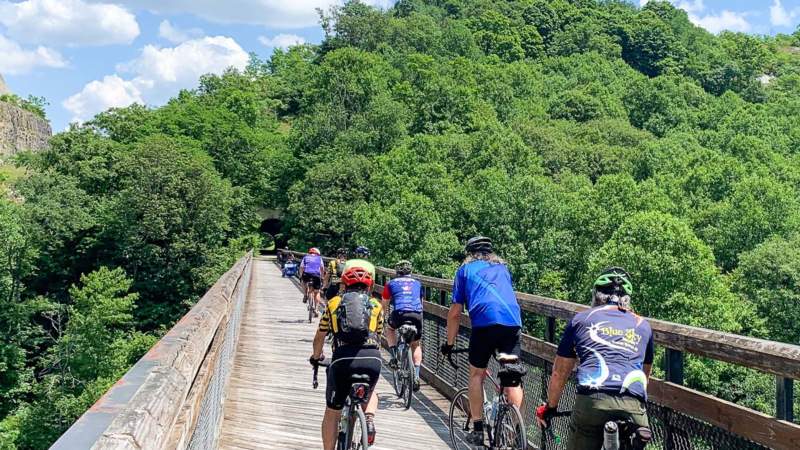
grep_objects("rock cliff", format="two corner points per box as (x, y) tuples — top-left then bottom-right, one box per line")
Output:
(0, 101), (52, 156)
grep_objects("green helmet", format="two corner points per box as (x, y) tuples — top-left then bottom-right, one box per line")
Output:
(395, 260), (413, 276)
(593, 267), (633, 296)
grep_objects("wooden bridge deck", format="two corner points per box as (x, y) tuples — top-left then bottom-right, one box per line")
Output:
(219, 259), (454, 449)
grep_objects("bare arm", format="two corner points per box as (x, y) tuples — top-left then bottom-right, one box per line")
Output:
(312, 329), (327, 360)
(546, 356), (577, 408)
(446, 303), (463, 345)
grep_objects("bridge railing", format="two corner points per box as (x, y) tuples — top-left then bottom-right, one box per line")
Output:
(51, 252), (253, 450)
(286, 250), (800, 450)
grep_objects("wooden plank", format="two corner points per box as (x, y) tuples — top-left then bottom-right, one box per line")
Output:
(218, 260), (452, 450)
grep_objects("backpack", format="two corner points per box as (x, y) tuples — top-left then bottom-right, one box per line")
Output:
(332, 292), (374, 345)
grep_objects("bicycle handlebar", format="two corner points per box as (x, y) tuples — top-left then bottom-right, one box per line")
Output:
(310, 357), (330, 389)
(444, 347), (469, 369)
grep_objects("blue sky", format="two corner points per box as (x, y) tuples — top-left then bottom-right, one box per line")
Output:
(1, 0), (798, 132)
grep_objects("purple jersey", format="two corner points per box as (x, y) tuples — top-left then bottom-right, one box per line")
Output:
(300, 254), (323, 275)
(557, 305), (654, 401)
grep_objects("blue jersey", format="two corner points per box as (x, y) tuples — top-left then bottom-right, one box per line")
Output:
(451, 260), (521, 328)
(381, 277), (423, 312)
(557, 305), (654, 401)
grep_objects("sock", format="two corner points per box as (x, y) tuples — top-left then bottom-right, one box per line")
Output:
(473, 420), (484, 432)
(365, 412), (375, 423)
(415, 365), (421, 378)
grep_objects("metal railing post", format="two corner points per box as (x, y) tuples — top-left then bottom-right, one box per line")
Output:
(777, 376), (795, 422)
(545, 317), (556, 343)
(665, 348), (684, 385)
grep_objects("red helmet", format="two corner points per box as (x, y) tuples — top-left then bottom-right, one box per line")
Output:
(308, 247), (320, 255)
(341, 266), (373, 288)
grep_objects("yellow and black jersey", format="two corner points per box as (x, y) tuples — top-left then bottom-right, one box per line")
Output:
(318, 294), (384, 347)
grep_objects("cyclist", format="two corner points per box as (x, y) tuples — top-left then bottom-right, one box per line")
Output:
(536, 267), (653, 450)
(343, 246), (376, 280)
(323, 248), (348, 301)
(381, 260), (424, 390)
(310, 266), (384, 449)
(440, 236), (523, 447)
(300, 247), (325, 317)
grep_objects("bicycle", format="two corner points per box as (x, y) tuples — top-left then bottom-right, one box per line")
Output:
(541, 411), (652, 450)
(307, 290), (315, 323)
(389, 323), (419, 410)
(445, 348), (528, 450)
(311, 359), (371, 450)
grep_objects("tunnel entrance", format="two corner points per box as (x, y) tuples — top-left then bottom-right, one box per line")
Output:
(260, 218), (286, 252)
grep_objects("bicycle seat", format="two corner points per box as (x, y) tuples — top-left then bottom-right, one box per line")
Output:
(496, 353), (519, 364)
(350, 374), (371, 383)
(398, 324), (417, 338)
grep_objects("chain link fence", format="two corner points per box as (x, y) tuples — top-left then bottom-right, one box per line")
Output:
(187, 259), (252, 449)
(421, 311), (769, 450)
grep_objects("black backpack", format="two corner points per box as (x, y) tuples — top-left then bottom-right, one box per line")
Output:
(333, 292), (374, 345)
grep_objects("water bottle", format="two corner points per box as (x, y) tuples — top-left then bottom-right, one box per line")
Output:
(490, 397), (499, 423)
(603, 421), (619, 450)
(482, 400), (492, 424)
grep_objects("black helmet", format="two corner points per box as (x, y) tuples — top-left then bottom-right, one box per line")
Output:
(395, 260), (413, 276)
(465, 236), (493, 254)
(355, 246), (370, 257)
(336, 247), (348, 257)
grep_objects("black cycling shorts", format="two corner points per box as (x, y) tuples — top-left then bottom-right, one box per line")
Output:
(326, 346), (382, 410)
(388, 310), (423, 341)
(469, 325), (521, 369)
(324, 283), (341, 300)
(302, 273), (322, 290)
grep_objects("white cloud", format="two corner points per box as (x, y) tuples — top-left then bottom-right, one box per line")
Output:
(158, 20), (204, 44)
(63, 36), (249, 122)
(259, 34), (306, 50)
(0, 34), (67, 75)
(690, 10), (751, 33)
(62, 75), (143, 122)
(639, 0), (751, 34)
(0, 0), (139, 47)
(770, 0), (799, 27)
(86, 0), (392, 28)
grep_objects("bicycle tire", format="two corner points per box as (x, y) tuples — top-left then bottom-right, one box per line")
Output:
(448, 387), (473, 450)
(493, 403), (527, 450)
(391, 344), (403, 397)
(351, 406), (369, 449)
(308, 299), (313, 323)
(402, 344), (414, 410)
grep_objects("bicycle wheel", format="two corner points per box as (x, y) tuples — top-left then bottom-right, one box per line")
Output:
(449, 387), (473, 450)
(401, 345), (414, 410)
(391, 344), (403, 397)
(350, 406), (370, 449)
(493, 403), (527, 450)
(307, 300), (313, 323)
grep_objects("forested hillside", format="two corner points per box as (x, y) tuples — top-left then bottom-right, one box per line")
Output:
(2, 1), (800, 447)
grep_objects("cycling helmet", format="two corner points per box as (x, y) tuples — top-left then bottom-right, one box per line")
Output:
(592, 267), (633, 308)
(354, 246), (370, 257)
(341, 266), (374, 289)
(465, 236), (493, 254)
(336, 247), (348, 258)
(308, 247), (320, 255)
(395, 260), (413, 276)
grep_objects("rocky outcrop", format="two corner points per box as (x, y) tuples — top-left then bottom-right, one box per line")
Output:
(0, 74), (9, 96)
(0, 101), (52, 156)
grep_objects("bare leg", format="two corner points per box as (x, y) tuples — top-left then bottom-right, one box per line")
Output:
(410, 341), (422, 366)
(322, 407), (341, 450)
(505, 386), (523, 408)
(468, 365), (487, 423)
(386, 327), (397, 348)
(364, 388), (379, 415)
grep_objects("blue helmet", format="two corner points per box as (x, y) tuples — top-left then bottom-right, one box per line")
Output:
(354, 246), (370, 257)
